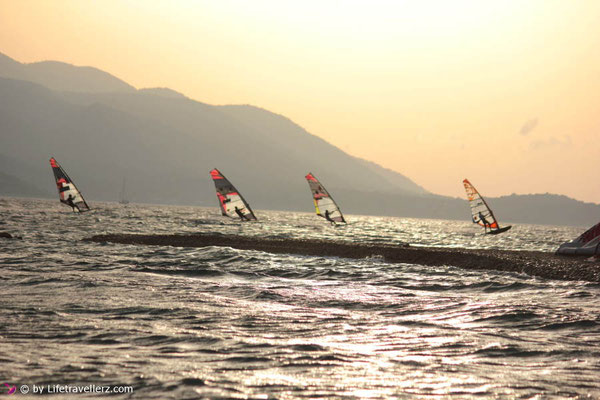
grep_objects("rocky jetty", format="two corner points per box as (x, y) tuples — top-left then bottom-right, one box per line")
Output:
(84, 233), (600, 283)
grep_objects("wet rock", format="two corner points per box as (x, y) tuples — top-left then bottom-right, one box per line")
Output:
(83, 233), (600, 283)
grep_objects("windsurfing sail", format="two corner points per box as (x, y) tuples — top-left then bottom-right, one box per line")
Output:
(305, 173), (346, 223)
(209, 168), (257, 221)
(462, 178), (510, 235)
(49, 157), (91, 212)
(556, 221), (600, 255)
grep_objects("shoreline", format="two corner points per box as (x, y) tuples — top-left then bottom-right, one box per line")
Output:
(83, 233), (600, 283)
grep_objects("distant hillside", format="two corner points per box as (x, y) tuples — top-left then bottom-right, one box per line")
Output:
(0, 172), (48, 198)
(217, 104), (427, 195)
(0, 51), (598, 226)
(0, 69), (426, 213)
(138, 87), (187, 99)
(491, 194), (600, 227)
(0, 53), (135, 93)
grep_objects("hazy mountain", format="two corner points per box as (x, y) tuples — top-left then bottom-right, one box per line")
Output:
(0, 74), (426, 209)
(0, 53), (135, 93)
(138, 87), (187, 99)
(491, 194), (600, 227)
(0, 51), (598, 226)
(0, 172), (48, 198)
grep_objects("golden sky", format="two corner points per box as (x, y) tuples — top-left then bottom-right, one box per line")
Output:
(1, 0), (599, 202)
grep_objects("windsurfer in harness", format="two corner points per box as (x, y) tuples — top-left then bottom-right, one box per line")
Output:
(478, 211), (490, 232)
(64, 194), (80, 212)
(324, 210), (335, 224)
(234, 206), (250, 221)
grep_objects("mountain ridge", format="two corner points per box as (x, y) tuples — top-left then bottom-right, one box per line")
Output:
(0, 54), (136, 93)
(0, 51), (597, 226)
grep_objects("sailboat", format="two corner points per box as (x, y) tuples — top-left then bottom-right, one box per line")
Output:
(305, 173), (346, 224)
(462, 179), (510, 235)
(119, 178), (129, 205)
(49, 157), (91, 213)
(209, 168), (257, 221)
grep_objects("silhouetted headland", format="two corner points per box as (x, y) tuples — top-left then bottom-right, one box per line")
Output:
(84, 233), (600, 283)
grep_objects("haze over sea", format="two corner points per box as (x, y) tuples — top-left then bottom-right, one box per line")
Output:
(2, 198), (599, 399)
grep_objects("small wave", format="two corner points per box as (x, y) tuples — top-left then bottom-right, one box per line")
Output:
(133, 335), (183, 346)
(473, 345), (545, 358)
(79, 281), (99, 288)
(539, 319), (599, 331)
(86, 333), (124, 345)
(284, 354), (350, 365)
(566, 291), (594, 298)
(309, 299), (392, 311)
(179, 378), (206, 386)
(290, 344), (327, 352)
(59, 364), (99, 374)
(16, 308), (60, 316)
(394, 320), (440, 328)
(222, 356), (272, 363)
(188, 219), (222, 226)
(254, 290), (286, 301)
(474, 311), (540, 324)
(19, 277), (66, 286)
(481, 281), (531, 292)
(134, 267), (225, 278)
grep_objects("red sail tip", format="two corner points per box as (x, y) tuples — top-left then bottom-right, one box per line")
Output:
(210, 169), (223, 179)
(305, 173), (317, 182)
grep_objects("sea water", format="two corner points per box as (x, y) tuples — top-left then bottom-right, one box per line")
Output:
(1, 198), (599, 399)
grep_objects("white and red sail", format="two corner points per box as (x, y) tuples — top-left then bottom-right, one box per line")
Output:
(462, 179), (510, 234)
(210, 168), (257, 221)
(305, 173), (346, 223)
(49, 157), (91, 212)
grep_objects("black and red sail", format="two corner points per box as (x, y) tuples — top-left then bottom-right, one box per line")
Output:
(49, 157), (91, 212)
(210, 168), (256, 220)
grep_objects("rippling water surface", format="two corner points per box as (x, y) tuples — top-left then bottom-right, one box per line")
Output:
(1, 198), (599, 399)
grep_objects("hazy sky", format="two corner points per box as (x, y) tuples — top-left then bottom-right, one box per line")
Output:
(1, 0), (599, 202)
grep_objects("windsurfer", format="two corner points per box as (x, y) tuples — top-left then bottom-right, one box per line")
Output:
(325, 210), (335, 224)
(65, 194), (80, 212)
(235, 206), (250, 221)
(478, 211), (490, 232)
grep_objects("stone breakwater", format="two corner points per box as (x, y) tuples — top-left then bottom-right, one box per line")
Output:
(84, 233), (600, 283)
